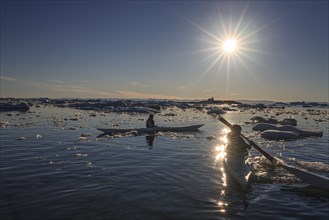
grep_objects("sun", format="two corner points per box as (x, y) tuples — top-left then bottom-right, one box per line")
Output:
(176, 2), (273, 98)
(223, 39), (237, 53)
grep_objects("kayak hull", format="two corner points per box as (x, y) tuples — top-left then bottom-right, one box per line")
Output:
(97, 124), (204, 134)
(223, 154), (253, 191)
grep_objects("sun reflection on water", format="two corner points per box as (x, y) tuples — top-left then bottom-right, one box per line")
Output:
(215, 144), (227, 161)
(218, 201), (228, 213)
(215, 127), (230, 162)
(214, 127), (231, 211)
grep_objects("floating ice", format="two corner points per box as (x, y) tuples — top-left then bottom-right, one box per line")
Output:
(253, 123), (323, 140)
(0, 121), (10, 128)
(297, 161), (329, 172)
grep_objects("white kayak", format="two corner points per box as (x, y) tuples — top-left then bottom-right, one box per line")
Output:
(97, 124), (204, 134)
(223, 153), (253, 191)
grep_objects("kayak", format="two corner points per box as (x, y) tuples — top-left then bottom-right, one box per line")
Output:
(97, 124), (204, 134)
(223, 153), (253, 191)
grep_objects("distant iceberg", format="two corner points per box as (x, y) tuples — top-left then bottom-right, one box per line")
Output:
(0, 103), (30, 112)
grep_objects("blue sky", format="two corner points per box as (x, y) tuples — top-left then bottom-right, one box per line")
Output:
(1, 1), (328, 102)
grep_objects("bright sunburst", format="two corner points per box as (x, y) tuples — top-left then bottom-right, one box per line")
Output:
(223, 39), (237, 53)
(196, 8), (260, 83)
(177, 2), (277, 97)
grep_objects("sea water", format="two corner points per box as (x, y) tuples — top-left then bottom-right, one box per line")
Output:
(0, 104), (328, 220)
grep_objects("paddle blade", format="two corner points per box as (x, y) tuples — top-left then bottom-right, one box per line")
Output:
(281, 164), (329, 190)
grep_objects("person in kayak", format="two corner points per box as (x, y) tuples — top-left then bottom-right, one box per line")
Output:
(146, 114), (156, 147)
(227, 125), (251, 156)
(146, 114), (155, 128)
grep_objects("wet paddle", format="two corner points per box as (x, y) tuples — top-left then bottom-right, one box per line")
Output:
(219, 116), (329, 190)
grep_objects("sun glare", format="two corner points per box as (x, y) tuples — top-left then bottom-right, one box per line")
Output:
(178, 2), (273, 95)
(223, 39), (237, 53)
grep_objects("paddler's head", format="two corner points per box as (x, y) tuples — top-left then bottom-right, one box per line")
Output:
(149, 114), (154, 119)
(231, 125), (242, 135)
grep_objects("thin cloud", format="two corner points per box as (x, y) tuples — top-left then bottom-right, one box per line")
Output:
(1, 76), (181, 99)
(177, 83), (194, 90)
(51, 86), (117, 98)
(0, 76), (17, 81)
(130, 81), (140, 86)
(33, 82), (116, 98)
(201, 88), (217, 93)
(1, 76), (116, 98)
(129, 81), (150, 87)
(45, 79), (64, 84)
(117, 90), (183, 100)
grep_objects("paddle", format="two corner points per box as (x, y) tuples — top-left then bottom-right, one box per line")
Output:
(219, 116), (329, 190)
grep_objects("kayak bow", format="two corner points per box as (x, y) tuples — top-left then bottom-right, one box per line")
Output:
(223, 154), (253, 191)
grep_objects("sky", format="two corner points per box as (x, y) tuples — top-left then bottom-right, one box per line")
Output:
(1, 1), (328, 102)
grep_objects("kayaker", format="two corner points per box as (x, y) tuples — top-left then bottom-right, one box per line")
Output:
(227, 125), (251, 155)
(146, 114), (155, 128)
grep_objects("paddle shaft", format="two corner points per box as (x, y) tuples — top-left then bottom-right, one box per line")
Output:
(219, 117), (277, 164)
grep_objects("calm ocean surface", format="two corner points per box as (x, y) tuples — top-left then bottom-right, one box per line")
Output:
(1, 104), (328, 220)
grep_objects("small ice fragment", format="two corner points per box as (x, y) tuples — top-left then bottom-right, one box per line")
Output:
(78, 136), (88, 141)
(207, 135), (217, 140)
(80, 133), (92, 137)
(0, 121), (10, 128)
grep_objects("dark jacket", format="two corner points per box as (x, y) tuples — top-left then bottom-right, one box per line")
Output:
(146, 118), (155, 128)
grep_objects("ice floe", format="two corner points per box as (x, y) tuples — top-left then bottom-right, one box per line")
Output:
(253, 123), (323, 140)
